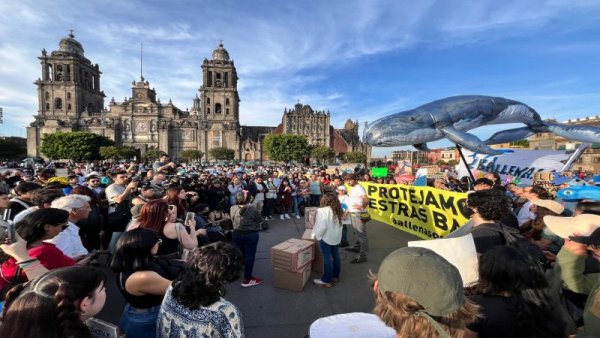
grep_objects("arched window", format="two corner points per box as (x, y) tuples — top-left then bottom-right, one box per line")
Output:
(67, 93), (71, 100)
(207, 107), (210, 114)
(67, 104), (72, 111)
(46, 103), (50, 110)
(226, 108), (230, 114)
(207, 71), (212, 87)
(46, 64), (53, 81)
(215, 103), (222, 114)
(206, 97), (210, 104)
(225, 98), (230, 105)
(54, 98), (62, 109)
(55, 65), (63, 81)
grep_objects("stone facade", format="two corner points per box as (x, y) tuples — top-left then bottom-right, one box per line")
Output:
(27, 33), (271, 162)
(273, 102), (371, 160)
(527, 116), (600, 173)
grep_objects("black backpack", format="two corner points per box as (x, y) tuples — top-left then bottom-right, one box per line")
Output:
(478, 223), (551, 270)
(107, 201), (132, 232)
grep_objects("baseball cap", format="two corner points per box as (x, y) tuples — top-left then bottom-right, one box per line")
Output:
(569, 227), (600, 246)
(530, 199), (565, 215)
(336, 185), (347, 192)
(377, 247), (464, 318)
(544, 214), (600, 238)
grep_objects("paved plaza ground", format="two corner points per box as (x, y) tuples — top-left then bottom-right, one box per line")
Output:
(96, 215), (419, 337)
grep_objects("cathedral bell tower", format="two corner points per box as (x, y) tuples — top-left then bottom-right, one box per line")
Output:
(199, 42), (241, 159)
(35, 31), (105, 118)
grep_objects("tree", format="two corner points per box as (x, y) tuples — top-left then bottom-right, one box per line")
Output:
(209, 147), (235, 161)
(511, 139), (530, 148)
(311, 145), (335, 164)
(0, 137), (26, 159)
(100, 145), (137, 161)
(447, 159), (459, 166)
(344, 151), (367, 164)
(181, 149), (204, 162)
(263, 134), (311, 163)
(40, 131), (114, 161)
(145, 148), (162, 162)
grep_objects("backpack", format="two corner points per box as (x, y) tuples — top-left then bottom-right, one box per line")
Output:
(478, 223), (551, 270)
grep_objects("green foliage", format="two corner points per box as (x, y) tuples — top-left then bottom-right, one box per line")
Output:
(0, 137), (26, 159)
(446, 159), (459, 166)
(181, 149), (204, 162)
(40, 131), (114, 161)
(209, 147), (235, 161)
(100, 145), (137, 161)
(344, 151), (367, 164)
(263, 134), (311, 163)
(311, 145), (335, 164)
(145, 148), (162, 161)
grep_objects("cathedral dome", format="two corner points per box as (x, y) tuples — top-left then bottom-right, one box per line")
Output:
(58, 31), (84, 55)
(212, 42), (230, 61)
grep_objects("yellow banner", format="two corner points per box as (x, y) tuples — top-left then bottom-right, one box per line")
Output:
(359, 182), (469, 239)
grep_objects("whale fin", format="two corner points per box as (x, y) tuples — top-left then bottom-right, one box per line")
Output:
(483, 127), (535, 145)
(413, 143), (430, 151)
(439, 126), (502, 155)
(544, 121), (600, 144)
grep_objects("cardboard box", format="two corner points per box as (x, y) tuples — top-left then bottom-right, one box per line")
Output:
(273, 263), (312, 292)
(305, 207), (318, 229)
(301, 229), (324, 274)
(271, 238), (314, 272)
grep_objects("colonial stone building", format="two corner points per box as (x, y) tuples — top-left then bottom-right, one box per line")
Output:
(27, 33), (271, 162)
(273, 102), (371, 160)
(527, 116), (600, 173)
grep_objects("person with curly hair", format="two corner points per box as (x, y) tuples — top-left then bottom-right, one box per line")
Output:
(0, 266), (107, 338)
(465, 245), (567, 337)
(466, 189), (511, 255)
(157, 242), (244, 337)
(312, 193), (344, 288)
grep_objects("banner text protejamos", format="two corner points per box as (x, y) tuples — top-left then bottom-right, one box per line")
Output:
(359, 183), (470, 240)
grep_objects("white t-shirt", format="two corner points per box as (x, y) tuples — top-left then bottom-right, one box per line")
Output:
(348, 184), (367, 212)
(47, 221), (88, 258)
(338, 195), (352, 224)
(310, 312), (396, 338)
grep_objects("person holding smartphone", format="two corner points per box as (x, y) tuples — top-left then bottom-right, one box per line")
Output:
(137, 200), (204, 258)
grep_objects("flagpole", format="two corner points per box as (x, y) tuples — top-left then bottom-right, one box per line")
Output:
(455, 144), (475, 182)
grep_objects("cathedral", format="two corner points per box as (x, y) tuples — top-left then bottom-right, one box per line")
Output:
(26, 32), (370, 163)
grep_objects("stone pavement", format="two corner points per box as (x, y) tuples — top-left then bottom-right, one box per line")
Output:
(97, 216), (420, 338)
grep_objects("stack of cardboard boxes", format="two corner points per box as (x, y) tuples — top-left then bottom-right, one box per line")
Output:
(270, 207), (324, 291)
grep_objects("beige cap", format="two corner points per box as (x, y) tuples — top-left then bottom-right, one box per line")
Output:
(544, 214), (600, 238)
(530, 199), (565, 215)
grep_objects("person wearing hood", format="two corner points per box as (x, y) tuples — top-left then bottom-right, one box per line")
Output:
(230, 191), (263, 288)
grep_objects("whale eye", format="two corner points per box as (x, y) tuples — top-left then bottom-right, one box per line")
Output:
(564, 190), (572, 195)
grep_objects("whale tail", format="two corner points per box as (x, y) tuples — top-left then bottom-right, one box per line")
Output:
(543, 121), (600, 144)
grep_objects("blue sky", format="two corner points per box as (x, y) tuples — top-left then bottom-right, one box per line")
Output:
(1, 0), (600, 157)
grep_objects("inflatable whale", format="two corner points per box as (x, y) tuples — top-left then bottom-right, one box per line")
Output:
(556, 186), (600, 201)
(363, 95), (600, 154)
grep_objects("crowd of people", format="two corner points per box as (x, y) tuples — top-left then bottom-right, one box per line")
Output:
(1, 155), (600, 337)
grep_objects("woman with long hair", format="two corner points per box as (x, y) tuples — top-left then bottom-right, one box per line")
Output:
(465, 245), (567, 338)
(136, 199), (204, 257)
(230, 191), (263, 288)
(111, 228), (173, 338)
(312, 193), (344, 288)
(0, 266), (107, 338)
(157, 242), (244, 337)
(0, 208), (75, 294)
(163, 185), (188, 220)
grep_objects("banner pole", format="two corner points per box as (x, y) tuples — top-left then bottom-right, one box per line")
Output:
(561, 143), (590, 172)
(455, 144), (475, 182)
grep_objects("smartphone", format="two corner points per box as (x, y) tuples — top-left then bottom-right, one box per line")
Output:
(185, 212), (195, 224)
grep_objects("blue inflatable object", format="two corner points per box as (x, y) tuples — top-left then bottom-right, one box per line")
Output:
(556, 186), (600, 201)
